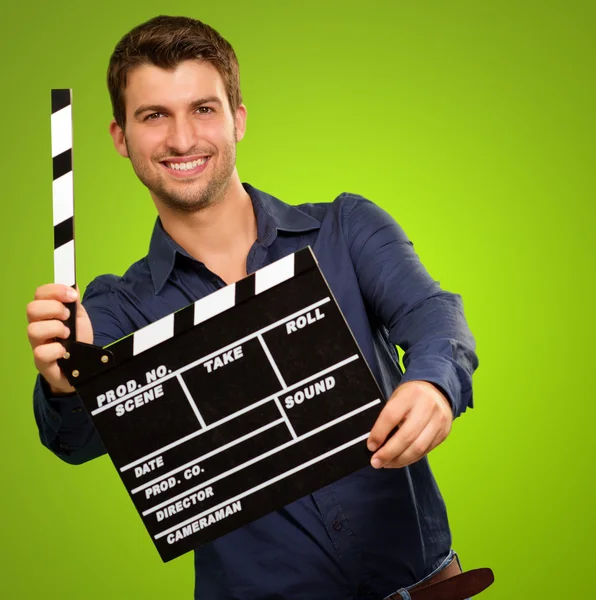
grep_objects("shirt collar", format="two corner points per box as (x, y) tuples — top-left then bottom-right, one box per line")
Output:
(148, 182), (321, 294)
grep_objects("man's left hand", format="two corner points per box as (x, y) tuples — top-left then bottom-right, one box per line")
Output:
(367, 381), (453, 469)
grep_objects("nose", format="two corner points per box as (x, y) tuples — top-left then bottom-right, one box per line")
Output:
(166, 115), (199, 154)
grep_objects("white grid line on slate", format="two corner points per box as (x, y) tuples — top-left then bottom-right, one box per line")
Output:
(272, 396), (298, 440)
(257, 334), (288, 389)
(256, 334), (298, 440)
(176, 374), (207, 429)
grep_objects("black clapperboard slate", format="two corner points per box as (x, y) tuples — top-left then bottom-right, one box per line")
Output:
(60, 247), (385, 562)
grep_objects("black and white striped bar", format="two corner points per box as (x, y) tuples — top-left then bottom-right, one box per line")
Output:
(69, 247), (385, 562)
(105, 249), (314, 364)
(51, 89), (76, 339)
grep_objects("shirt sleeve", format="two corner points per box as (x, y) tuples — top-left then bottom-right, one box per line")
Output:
(32, 278), (131, 464)
(342, 194), (479, 418)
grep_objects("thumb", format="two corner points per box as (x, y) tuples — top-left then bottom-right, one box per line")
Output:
(74, 284), (84, 309)
(72, 285), (93, 345)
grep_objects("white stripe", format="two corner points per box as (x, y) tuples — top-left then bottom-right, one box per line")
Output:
(144, 397), (379, 518)
(194, 284), (236, 325)
(254, 254), (294, 295)
(54, 241), (75, 286)
(273, 397), (297, 440)
(133, 314), (174, 355)
(176, 374), (206, 429)
(257, 335), (287, 389)
(51, 104), (72, 158)
(154, 433), (371, 539)
(256, 336), (297, 438)
(52, 172), (74, 226)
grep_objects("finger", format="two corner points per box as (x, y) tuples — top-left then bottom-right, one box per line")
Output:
(383, 418), (443, 469)
(40, 359), (70, 386)
(34, 284), (78, 303)
(425, 418), (451, 455)
(33, 343), (72, 391)
(370, 402), (434, 468)
(33, 340), (69, 368)
(26, 299), (70, 324)
(367, 395), (411, 452)
(28, 320), (70, 348)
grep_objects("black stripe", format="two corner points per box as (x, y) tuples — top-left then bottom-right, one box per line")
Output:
(174, 304), (195, 337)
(53, 149), (72, 180)
(235, 274), (255, 305)
(54, 216), (74, 250)
(63, 300), (77, 341)
(113, 333), (135, 361)
(294, 246), (317, 275)
(51, 89), (71, 114)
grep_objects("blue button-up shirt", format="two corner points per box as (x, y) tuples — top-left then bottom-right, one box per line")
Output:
(34, 183), (478, 600)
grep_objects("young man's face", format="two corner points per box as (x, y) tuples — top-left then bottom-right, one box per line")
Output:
(110, 60), (246, 213)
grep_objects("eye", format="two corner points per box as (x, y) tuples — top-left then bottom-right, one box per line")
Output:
(145, 112), (165, 121)
(196, 106), (214, 114)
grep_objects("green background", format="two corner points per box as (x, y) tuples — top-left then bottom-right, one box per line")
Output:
(1, 0), (594, 597)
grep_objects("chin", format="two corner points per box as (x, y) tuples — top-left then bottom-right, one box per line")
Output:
(160, 194), (213, 213)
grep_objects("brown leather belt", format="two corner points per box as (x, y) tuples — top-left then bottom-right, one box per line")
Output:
(385, 555), (494, 600)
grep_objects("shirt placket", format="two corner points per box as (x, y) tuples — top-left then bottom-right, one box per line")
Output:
(312, 484), (363, 592)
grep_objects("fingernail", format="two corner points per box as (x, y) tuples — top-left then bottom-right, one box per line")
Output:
(371, 458), (382, 469)
(367, 441), (378, 452)
(66, 288), (77, 301)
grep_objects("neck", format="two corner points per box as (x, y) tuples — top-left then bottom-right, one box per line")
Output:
(154, 174), (257, 281)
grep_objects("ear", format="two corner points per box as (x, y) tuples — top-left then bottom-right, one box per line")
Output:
(109, 119), (129, 158)
(234, 104), (247, 142)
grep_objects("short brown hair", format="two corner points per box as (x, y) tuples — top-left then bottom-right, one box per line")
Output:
(107, 15), (242, 129)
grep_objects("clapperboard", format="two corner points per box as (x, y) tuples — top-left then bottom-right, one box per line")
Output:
(50, 89), (385, 562)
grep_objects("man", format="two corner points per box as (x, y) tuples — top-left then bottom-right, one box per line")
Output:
(28, 15), (478, 600)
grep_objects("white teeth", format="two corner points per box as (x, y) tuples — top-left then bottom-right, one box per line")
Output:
(167, 157), (208, 171)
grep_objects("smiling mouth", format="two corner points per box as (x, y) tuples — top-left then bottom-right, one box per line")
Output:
(162, 156), (210, 172)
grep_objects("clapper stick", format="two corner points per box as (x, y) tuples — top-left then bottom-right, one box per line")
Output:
(51, 89), (77, 343)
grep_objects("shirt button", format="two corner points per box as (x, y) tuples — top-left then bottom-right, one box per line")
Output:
(332, 520), (342, 531)
(71, 407), (83, 414)
(59, 442), (70, 450)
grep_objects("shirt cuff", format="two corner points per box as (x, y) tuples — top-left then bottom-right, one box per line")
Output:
(398, 354), (473, 418)
(34, 374), (87, 447)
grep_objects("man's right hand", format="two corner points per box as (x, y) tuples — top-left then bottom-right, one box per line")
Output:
(27, 284), (94, 396)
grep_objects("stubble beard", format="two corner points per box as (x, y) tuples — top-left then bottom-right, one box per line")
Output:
(125, 131), (237, 214)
